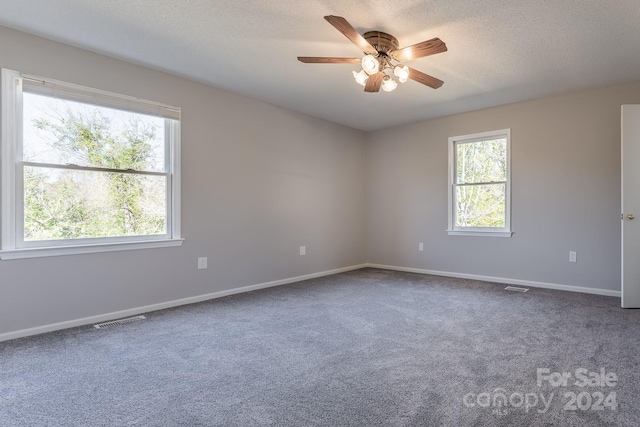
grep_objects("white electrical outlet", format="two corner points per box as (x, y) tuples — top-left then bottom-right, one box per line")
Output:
(299, 246), (306, 256)
(198, 257), (208, 269)
(569, 251), (577, 263)
(419, 242), (424, 251)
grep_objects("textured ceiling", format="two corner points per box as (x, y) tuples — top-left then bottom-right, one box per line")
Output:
(0, 0), (639, 131)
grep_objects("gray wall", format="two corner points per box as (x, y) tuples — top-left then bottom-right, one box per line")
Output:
(367, 82), (640, 292)
(0, 27), (367, 335)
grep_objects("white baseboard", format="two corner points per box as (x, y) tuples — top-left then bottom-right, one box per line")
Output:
(2, 263), (619, 342)
(0, 264), (368, 343)
(366, 263), (621, 298)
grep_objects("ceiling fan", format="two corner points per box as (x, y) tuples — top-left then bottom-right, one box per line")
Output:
(298, 15), (447, 93)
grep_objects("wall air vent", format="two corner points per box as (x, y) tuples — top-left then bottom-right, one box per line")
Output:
(93, 315), (146, 329)
(504, 286), (529, 293)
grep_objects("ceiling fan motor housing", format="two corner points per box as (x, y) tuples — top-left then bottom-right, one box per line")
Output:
(363, 31), (399, 56)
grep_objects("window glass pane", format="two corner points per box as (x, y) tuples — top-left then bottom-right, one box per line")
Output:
(23, 92), (165, 172)
(455, 183), (505, 227)
(24, 166), (166, 241)
(456, 138), (507, 184)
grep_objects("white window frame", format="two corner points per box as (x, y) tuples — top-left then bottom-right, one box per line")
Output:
(0, 69), (183, 259)
(447, 129), (512, 237)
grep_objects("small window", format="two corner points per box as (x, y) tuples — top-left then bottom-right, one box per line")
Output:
(447, 129), (512, 237)
(1, 69), (183, 259)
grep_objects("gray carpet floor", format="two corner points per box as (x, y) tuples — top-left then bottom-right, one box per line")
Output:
(1, 268), (639, 426)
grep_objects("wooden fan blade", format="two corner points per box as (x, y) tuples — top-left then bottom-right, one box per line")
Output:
(324, 15), (377, 55)
(364, 72), (384, 92)
(407, 66), (444, 89)
(390, 38), (447, 62)
(297, 57), (361, 64)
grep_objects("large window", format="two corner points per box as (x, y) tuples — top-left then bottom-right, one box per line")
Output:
(1, 69), (183, 259)
(448, 129), (512, 237)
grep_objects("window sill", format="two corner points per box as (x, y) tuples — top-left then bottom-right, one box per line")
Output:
(447, 230), (513, 238)
(0, 238), (185, 260)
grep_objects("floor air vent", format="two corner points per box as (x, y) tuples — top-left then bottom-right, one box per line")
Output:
(505, 286), (529, 293)
(94, 315), (146, 329)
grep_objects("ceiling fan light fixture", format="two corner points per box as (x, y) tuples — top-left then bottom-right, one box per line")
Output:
(298, 16), (447, 93)
(394, 65), (410, 81)
(381, 76), (398, 92)
(352, 69), (369, 86)
(361, 54), (380, 75)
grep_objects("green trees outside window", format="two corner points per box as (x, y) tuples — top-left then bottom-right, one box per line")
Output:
(23, 92), (167, 241)
(455, 138), (507, 228)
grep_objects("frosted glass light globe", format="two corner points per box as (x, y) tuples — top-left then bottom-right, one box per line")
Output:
(382, 77), (398, 92)
(352, 69), (369, 86)
(361, 55), (380, 75)
(394, 65), (409, 81)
